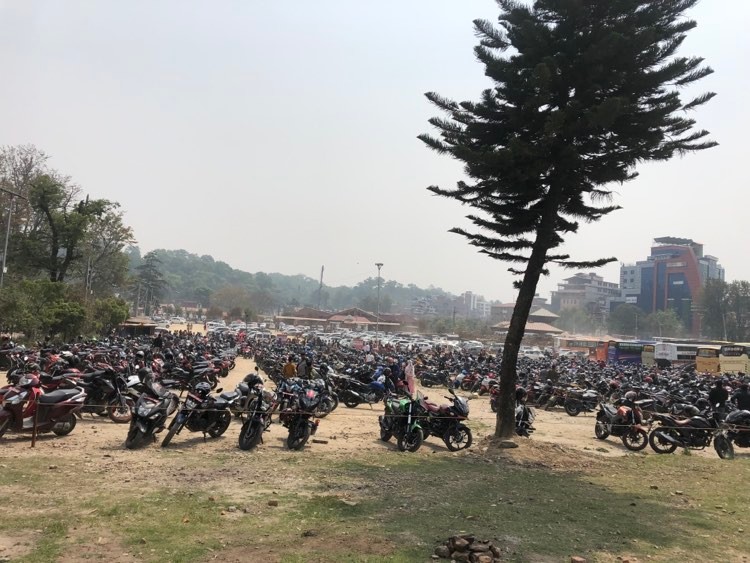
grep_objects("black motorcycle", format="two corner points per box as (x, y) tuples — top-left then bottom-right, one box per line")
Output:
(238, 384), (278, 451)
(334, 375), (386, 408)
(418, 370), (450, 388)
(161, 381), (233, 447)
(125, 374), (179, 449)
(279, 385), (321, 450)
(516, 403), (536, 437)
(416, 388), (472, 451)
(714, 409), (750, 459)
(77, 368), (134, 423)
(564, 388), (601, 416)
(648, 410), (721, 454)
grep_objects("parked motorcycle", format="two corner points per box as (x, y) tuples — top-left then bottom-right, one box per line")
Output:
(279, 385), (321, 450)
(418, 369), (450, 388)
(335, 375), (386, 408)
(648, 410), (722, 454)
(564, 388), (601, 416)
(161, 381), (232, 447)
(516, 403), (536, 437)
(77, 368), (134, 423)
(594, 401), (649, 451)
(714, 409), (750, 459)
(0, 373), (85, 438)
(124, 373), (179, 449)
(238, 383), (278, 451)
(378, 392), (423, 452)
(417, 388), (472, 451)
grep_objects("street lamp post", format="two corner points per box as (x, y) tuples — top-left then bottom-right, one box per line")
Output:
(0, 187), (28, 289)
(375, 263), (383, 337)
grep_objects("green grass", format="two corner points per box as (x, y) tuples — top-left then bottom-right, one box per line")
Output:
(2, 448), (750, 562)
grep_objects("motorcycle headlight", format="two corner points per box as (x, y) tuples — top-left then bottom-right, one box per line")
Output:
(137, 403), (153, 417)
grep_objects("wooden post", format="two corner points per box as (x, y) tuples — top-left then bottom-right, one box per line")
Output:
(31, 397), (39, 448)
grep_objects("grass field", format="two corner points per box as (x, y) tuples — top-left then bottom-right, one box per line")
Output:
(1, 438), (749, 563)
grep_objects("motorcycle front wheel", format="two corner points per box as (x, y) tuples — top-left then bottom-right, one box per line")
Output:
(343, 398), (360, 409)
(621, 428), (648, 451)
(125, 425), (149, 449)
(315, 396), (338, 418)
(51, 414), (77, 436)
(444, 423), (473, 451)
(648, 428), (678, 454)
(161, 417), (182, 447)
(238, 419), (263, 451)
(379, 416), (393, 442)
(208, 411), (232, 438)
(397, 428), (423, 453)
(714, 434), (735, 460)
(490, 398), (498, 413)
(287, 419), (311, 450)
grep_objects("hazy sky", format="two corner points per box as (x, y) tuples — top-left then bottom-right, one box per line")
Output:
(1, 1), (747, 303)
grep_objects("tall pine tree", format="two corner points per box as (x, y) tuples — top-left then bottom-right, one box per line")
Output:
(419, 0), (716, 437)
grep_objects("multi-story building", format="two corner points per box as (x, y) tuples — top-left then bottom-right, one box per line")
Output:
(616, 237), (725, 335)
(550, 272), (621, 316)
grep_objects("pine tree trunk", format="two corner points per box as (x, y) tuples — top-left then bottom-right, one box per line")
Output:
(494, 206), (557, 438)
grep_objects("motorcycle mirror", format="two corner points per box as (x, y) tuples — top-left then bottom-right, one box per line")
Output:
(216, 388), (223, 393)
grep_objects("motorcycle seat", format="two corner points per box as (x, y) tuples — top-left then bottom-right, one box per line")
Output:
(220, 391), (239, 401)
(213, 397), (229, 407)
(82, 370), (106, 381)
(673, 418), (694, 426)
(39, 389), (80, 404)
(238, 383), (249, 394)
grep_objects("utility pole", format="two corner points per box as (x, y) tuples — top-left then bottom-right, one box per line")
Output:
(375, 263), (383, 336)
(0, 187), (29, 289)
(317, 265), (324, 310)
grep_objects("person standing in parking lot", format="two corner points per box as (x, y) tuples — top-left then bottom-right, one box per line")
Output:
(283, 356), (297, 379)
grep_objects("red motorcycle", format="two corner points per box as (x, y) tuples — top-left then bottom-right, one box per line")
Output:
(0, 373), (85, 438)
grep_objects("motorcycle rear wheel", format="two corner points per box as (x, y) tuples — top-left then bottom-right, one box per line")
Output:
(397, 428), (423, 452)
(343, 398), (360, 409)
(564, 401), (581, 417)
(444, 423), (473, 451)
(714, 434), (735, 460)
(287, 420), (311, 450)
(621, 428), (648, 451)
(52, 414), (77, 436)
(208, 411), (232, 438)
(648, 429), (678, 454)
(0, 416), (10, 438)
(238, 419), (263, 451)
(490, 398), (498, 413)
(108, 398), (134, 424)
(594, 420), (610, 440)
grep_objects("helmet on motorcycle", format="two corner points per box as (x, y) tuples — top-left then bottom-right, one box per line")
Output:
(624, 391), (637, 402)
(24, 362), (40, 373)
(136, 350), (145, 359)
(193, 381), (212, 396)
(695, 397), (711, 411)
(244, 373), (263, 387)
(644, 376), (653, 383)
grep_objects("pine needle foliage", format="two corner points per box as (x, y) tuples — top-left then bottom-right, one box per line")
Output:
(419, 0), (716, 437)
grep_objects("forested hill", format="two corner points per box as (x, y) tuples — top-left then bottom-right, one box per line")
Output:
(127, 248), (452, 314)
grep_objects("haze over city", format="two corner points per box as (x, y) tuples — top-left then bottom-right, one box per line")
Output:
(1, 0), (747, 302)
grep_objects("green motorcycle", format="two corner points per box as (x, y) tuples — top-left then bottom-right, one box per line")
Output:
(378, 392), (423, 452)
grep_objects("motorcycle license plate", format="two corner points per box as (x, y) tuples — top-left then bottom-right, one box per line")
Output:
(185, 399), (197, 408)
